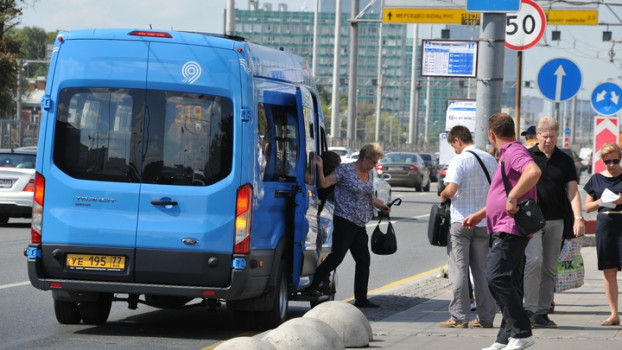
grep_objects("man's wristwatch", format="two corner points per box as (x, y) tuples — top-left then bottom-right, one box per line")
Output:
(507, 196), (516, 203)
(575, 216), (584, 221)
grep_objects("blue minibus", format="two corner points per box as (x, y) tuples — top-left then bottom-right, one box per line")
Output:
(25, 28), (335, 329)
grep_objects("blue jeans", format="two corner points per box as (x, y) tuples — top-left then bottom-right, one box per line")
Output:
(487, 232), (533, 344)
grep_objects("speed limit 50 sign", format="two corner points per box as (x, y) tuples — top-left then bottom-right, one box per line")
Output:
(505, 0), (547, 51)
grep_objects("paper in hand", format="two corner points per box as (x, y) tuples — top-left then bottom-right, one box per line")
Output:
(600, 188), (618, 208)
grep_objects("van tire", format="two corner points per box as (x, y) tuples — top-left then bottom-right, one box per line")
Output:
(257, 262), (288, 329)
(54, 300), (81, 324)
(79, 293), (112, 325)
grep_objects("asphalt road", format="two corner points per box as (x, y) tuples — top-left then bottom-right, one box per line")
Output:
(0, 183), (455, 350)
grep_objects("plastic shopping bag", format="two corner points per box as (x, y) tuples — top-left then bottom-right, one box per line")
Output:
(554, 240), (585, 292)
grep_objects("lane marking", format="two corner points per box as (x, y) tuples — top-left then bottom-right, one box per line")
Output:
(0, 281), (30, 290)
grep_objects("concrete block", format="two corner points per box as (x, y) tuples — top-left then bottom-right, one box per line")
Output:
(261, 317), (344, 350)
(303, 301), (372, 348)
(214, 336), (276, 350)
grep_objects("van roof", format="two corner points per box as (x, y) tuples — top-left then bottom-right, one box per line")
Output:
(56, 28), (315, 87)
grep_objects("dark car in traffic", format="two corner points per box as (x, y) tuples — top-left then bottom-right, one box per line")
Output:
(419, 152), (439, 182)
(377, 152), (430, 192)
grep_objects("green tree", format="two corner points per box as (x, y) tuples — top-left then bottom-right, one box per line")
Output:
(0, 0), (24, 118)
(14, 25), (53, 77)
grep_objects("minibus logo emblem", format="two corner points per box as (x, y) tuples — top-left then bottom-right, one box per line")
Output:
(181, 61), (201, 84)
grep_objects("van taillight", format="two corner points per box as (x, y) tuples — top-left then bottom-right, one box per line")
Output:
(234, 184), (252, 254)
(128, 30), (172, 38)
(31, 172), (45, 244)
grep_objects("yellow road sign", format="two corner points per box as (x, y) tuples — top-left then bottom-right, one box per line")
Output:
(383, 8), (480, 25)
(544, 9), (598, 26)
(384, 8), (597, 26)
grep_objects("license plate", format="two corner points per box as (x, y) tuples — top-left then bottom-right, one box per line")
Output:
(0, 179), (13, 188)
(66, 254), (126, 271)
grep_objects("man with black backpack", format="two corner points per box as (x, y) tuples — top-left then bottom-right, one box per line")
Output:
(438, 125), (497, 329)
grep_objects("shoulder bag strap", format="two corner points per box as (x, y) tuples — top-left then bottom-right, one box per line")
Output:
(500, 160), (512, 196)
(466, 150), (491, 184)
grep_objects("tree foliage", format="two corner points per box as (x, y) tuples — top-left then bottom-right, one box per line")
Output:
(0, 0), (24, 118)
(14, 25), (51, 76)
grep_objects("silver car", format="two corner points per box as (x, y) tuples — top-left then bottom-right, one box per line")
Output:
(0, 147), (37, 224)
(378, 152), (431, 192)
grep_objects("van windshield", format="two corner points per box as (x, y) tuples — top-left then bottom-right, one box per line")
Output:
(54, 88), (233, 186)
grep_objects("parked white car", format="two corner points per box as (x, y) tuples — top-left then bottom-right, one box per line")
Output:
(328, 146), (353, 163)
(0, 147), (37, 224)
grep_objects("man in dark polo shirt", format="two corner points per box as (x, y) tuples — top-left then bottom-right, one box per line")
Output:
(525, 116), (586, 328)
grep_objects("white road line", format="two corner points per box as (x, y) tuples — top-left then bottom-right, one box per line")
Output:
(0, 281), (30, 290)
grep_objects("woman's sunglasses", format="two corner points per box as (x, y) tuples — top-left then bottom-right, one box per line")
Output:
(603, 159), (620, 165)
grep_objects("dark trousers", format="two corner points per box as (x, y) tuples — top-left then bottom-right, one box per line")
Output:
(311, 215), (371, 301)
(487, 232), (533, 344)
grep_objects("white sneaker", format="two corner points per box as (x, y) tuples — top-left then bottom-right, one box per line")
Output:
(504, 336), (535, 350)
(481, 343), (507, 350)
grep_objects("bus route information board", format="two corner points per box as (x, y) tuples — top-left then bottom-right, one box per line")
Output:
(421, 40), (478, 77)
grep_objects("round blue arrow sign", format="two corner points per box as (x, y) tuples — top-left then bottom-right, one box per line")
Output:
(591, 82), (622, 116)
(537, 58), (582, 102)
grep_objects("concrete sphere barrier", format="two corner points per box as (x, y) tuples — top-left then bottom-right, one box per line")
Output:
(303, 301), (372, 347)
(261, 317), (345, 350)
(214, 336), (276, 350)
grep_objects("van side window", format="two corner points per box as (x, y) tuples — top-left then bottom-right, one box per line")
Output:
(269, 105), (298, 181)
(257, 104), (271, 180)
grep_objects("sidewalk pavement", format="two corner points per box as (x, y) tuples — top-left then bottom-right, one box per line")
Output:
(365, 241), (622, 349)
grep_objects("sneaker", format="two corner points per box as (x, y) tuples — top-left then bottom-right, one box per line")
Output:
(468, 318), (493, 328)
(505, 336), (535, 350)
(533, 313), (557, 328)
(481, 342), (506, 350)
(439, 318), (468, 328)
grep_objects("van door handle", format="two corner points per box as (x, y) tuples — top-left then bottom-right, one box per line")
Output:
(151, 200), (178, 206)
(275, 190), (294, 198)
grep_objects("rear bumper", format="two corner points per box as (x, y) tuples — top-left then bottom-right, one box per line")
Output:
(0, 203), (32, 218)
(26, 248), (276, 301)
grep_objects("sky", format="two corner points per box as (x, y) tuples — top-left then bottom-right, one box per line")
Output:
(16, 0), (622, 102)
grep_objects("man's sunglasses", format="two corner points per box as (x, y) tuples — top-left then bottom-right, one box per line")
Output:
(604, 159), (620, 165)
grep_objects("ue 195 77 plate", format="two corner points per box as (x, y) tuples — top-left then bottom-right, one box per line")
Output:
(66, 253), (126, 271)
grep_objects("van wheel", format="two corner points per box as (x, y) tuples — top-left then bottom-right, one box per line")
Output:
(79, 293), (112, 325)
(257, 262), (288, 329)
(54, 300), (81, 324)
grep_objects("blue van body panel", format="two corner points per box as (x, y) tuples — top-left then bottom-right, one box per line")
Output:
(27, 29), (332, 320)
(42, 166), (140, 247)
(53, 40), (149, 89)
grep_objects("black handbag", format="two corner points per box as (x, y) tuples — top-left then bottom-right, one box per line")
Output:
(428, 200), (450, 247)
(501, 160), (546, 236)
(371, 198), (401, 255)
